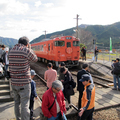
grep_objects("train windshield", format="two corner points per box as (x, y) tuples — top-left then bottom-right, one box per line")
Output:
(73, 41), (80, 46)
(54, 41), (65, 46)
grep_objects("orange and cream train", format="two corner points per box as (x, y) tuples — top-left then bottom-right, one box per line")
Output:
(31, 36), (80, 67)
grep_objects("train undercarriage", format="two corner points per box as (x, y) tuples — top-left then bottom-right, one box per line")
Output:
(37, 57), (79, 68)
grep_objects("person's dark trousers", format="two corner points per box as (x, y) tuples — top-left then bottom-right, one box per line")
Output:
(29, 99), (34, 119)
(66, 95), (70, 104)
(78, 107), (94, 120)
(78, 91), (83, 109)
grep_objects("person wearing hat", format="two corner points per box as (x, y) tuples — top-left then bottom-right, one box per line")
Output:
(2, 47), (9, 80)
(112, 58), (120, 90)
(78, 74), (95, 120)
(77, 63), (93, 109)
(60, 67), (75, 111)
(57, 62), (65, 81)
(29, 69), (38, 120)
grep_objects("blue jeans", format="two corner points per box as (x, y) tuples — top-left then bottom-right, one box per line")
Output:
(113, 75), (120, 89)
(5, 64), (9, 76)
(95, 54), (98, 62)
(12, 83), (31, 120)
(47, 112), (65, 120)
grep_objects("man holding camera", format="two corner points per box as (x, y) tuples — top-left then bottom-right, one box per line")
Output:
(9, 36), (38, 120)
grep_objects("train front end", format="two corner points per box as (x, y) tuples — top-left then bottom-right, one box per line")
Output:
(54, 36), (80, 67)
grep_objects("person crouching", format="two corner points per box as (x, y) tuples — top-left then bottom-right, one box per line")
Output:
(42, 80), (67, 120)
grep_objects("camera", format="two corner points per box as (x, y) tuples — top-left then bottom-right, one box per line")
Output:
(112, 60), (116, 62)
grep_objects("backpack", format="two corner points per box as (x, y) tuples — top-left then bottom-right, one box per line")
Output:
(113, 62), (120, 75)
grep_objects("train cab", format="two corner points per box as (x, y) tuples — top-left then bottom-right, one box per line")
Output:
(53, 36), (80, 67)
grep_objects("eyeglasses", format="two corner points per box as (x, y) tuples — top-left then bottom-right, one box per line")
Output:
(55, 88), (60, 92)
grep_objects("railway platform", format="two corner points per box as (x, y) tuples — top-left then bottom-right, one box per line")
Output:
(1, 58), (120, 120)
(79, 59), (113, 77)
(2, 87), (120, 120)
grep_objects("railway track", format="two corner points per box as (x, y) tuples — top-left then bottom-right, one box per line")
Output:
(71, 71), (113, 88)
(34, 72), (79, 116)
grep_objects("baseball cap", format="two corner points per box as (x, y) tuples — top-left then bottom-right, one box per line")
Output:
(30, 70), (36, 76)
(79, 74), (90, 82)
(60, 62), (65, 66)
(1, 45), (5, 48)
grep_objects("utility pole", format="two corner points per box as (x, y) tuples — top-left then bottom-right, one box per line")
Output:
(43, 30), (47, 39)
(74, 14), (82, 39)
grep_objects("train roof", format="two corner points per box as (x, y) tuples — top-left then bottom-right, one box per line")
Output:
(31, 36), (80, 45)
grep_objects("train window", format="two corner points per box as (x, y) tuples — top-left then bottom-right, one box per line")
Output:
(66, 37), (72, 39)
(38, 45), (40, 51)
(31, 46), (35, 51)
(42, 45), (43, 51)
(73, 41), (80, 46)
(67, 42), (71, 47)
(48, 44), (50, 51)
(54, 41), (65, 46)
(35, 46), (37, 50)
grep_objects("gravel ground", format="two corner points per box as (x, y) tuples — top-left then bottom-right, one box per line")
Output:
(93, 106), (120, 120)
(67, 106), (120, 120)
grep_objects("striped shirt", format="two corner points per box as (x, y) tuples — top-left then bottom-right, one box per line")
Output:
(9, 44), (38, 85)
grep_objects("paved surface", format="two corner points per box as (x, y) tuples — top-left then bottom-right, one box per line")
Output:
(79, 59), (113, 77)
(0, 101), (15, 120)
(1, 88), (120, 120)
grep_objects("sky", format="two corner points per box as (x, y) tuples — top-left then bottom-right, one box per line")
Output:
(0, 0), (120, 41)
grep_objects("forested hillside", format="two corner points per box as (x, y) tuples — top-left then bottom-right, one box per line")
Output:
(30, 22), (120, 49)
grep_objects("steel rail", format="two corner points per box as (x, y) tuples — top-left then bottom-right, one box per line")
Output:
(71, 72), (112, 88)
(36, 72), (80, 112)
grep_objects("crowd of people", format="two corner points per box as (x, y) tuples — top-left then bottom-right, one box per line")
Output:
(3, 36), (120, 120)
(42, 62), (95, 120)
(4, 36), (95, 120)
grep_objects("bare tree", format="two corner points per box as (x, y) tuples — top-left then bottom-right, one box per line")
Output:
(73, 28), (96, 50)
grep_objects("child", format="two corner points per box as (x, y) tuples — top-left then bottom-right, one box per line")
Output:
(30, 69), (38, 120)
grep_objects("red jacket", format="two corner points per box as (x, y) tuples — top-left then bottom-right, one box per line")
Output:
(42, 88), (66, 118)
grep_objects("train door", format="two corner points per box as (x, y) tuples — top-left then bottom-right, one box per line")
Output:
(66, 41), (73, 60)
